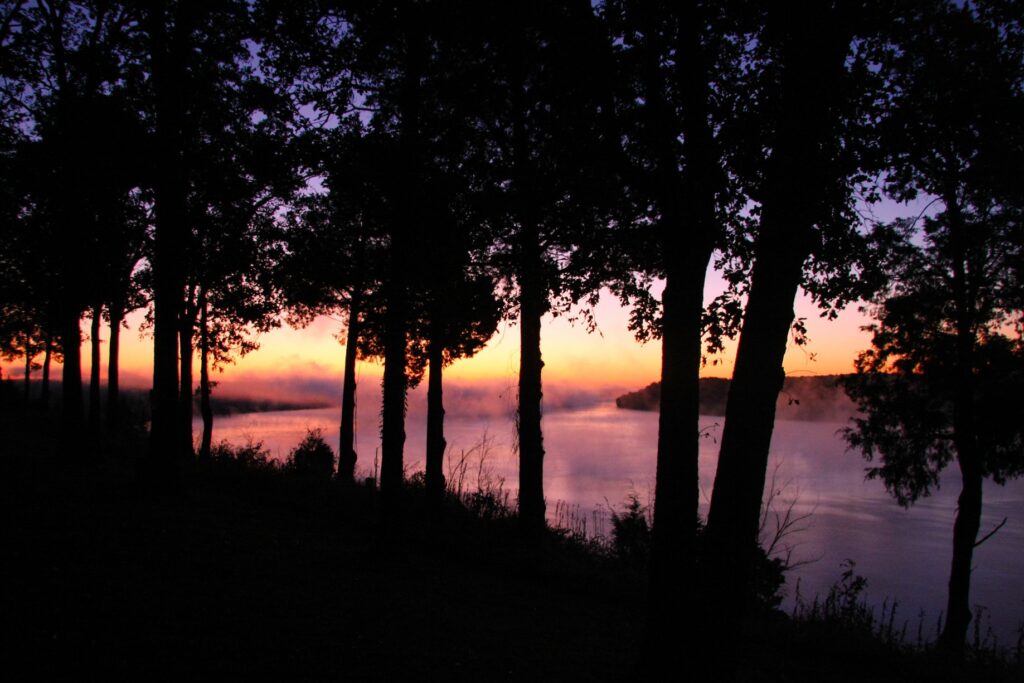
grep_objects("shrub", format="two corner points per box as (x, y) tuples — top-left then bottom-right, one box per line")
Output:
(288, 428), (335, 479)
(609, 492), (651, 565)
(210, 438), (274, 470)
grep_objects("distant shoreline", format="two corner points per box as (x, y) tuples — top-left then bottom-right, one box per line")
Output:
(615, 375), (857, 422)
(206, 397), (335, 416)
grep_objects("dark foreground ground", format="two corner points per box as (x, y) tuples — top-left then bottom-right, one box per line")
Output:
(3, 411), (1020, 680)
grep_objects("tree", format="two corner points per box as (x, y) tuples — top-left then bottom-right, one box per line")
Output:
(843, 0), (1024, 655)
(844, 212), (1023, 654)
(598, 0), (737, 645)
(103, 190), (149, 431)
(139, 0), (265, 467)
(2, 1), (142, 444)
(259, 1), (425, 493)
(306, 0), (432, 498)
(419, 183), (503, 501)
(180, 40), (300, 459)
(279, 174), (374, 481)
(703, 1), (882, 614)
(460, 1), (614, 530)
(194, 213), (286, 459)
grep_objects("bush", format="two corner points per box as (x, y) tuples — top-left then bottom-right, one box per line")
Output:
(610, 492), (651, 565)
(210, 438), (275, 470)
(288, 428), (335, 479)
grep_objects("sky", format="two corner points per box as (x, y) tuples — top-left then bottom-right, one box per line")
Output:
(5, 276), (873, 407)
(3, 197), (935, 406)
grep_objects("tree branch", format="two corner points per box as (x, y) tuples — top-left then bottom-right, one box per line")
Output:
(973, 516), (1007, 548)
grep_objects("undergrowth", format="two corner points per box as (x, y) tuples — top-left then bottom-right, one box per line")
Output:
(791, 559), (1024, 674)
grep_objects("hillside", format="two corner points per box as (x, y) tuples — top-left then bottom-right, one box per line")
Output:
(615, 375), (856, 422)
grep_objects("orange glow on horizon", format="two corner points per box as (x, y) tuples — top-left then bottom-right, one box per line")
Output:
(3, 285), (873, 397)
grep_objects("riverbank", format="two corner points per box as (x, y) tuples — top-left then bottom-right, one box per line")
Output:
(3, 415), (1020, 679)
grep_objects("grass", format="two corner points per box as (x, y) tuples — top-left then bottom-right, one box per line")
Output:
(788, 560), (1024, 675)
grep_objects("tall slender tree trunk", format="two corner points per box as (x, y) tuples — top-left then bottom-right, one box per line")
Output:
(89, 302), (102, 434)
(41, 332), (52, 408)
(649, 257), (709, 617)
(425, 332), (446, 501)
(939, 194), (982, 656)
(637, 7), (721, 659)
(508, 33), (548, 531)
(199, 293), (213, 460)
(107, 304), (121, 430)
(380, 10), (422, 498)
(148, 3), (189, 470)
(517, 224), (547, 532)
(59, 303), (83, 442)
(338, 293), (361, 482)
(941, 453), (983, 654)
(380, 282), (408, 495)
(704, 241), (808, 595)
(23, 343), (32, 403)
(705, 7), (850, 612)
(179, 306), (195, 457)
(52, 65), (83, 446)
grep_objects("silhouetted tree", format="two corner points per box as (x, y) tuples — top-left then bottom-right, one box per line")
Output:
(180, 41), (299, 459)
(103, 191), (149, 431)
(280, 197), (369, 478)
(844, 0), (1024, 656)
(704, 1), (882, 614)
(457, 2), (615, 530)
(194, 210), (284, 459)
(132, 0), (286, 464)
(268, 1), (430, 496)
(264, 2), (506, 493)
(131, 0), (269, 466)
(845, 215), (1023, 656)
(2, 1), (141, 444)
(278, 126), (394, 482)
(419, 187), (503, 500)
(141, 0), (191, 467)
(598, 0), (739, 645)
(0, 143), (65, 410)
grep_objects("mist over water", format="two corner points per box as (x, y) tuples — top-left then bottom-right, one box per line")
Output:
(201, 402), (1024, 645)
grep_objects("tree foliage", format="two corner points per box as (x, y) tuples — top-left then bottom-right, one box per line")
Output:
(845, 212), (1024, 504)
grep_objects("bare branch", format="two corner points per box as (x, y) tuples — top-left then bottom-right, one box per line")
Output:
(974, 516), (1008, 548)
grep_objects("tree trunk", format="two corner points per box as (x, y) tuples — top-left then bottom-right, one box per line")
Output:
(199, 294), (213, 460)
(425, 333), (446, 501)
(379, 9), (422, 498)
(379, 286), (408, 495)
(107, 304), (121, 430)
(148, 4), (189, 470)
(41, 332), (52, 408)
(508, 28), (548, 531)
(23, 342), (32, 403)
(705, 6), (850, 612)
(649, 257), (709, 618)
(517, 226), (547, 532)
(59, 303), (83, 443)
(638, 6), (720, 658)
(941, 456), (983, 654)
(179, 306), (195, 457)
(704, 244), (806, 606)
(338, 293), (361, 483)
(938, 192), (982, 656)
(89, 302), (102, 434)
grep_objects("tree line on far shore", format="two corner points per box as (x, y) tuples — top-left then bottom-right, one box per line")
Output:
(1, 0), (1021, 659)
